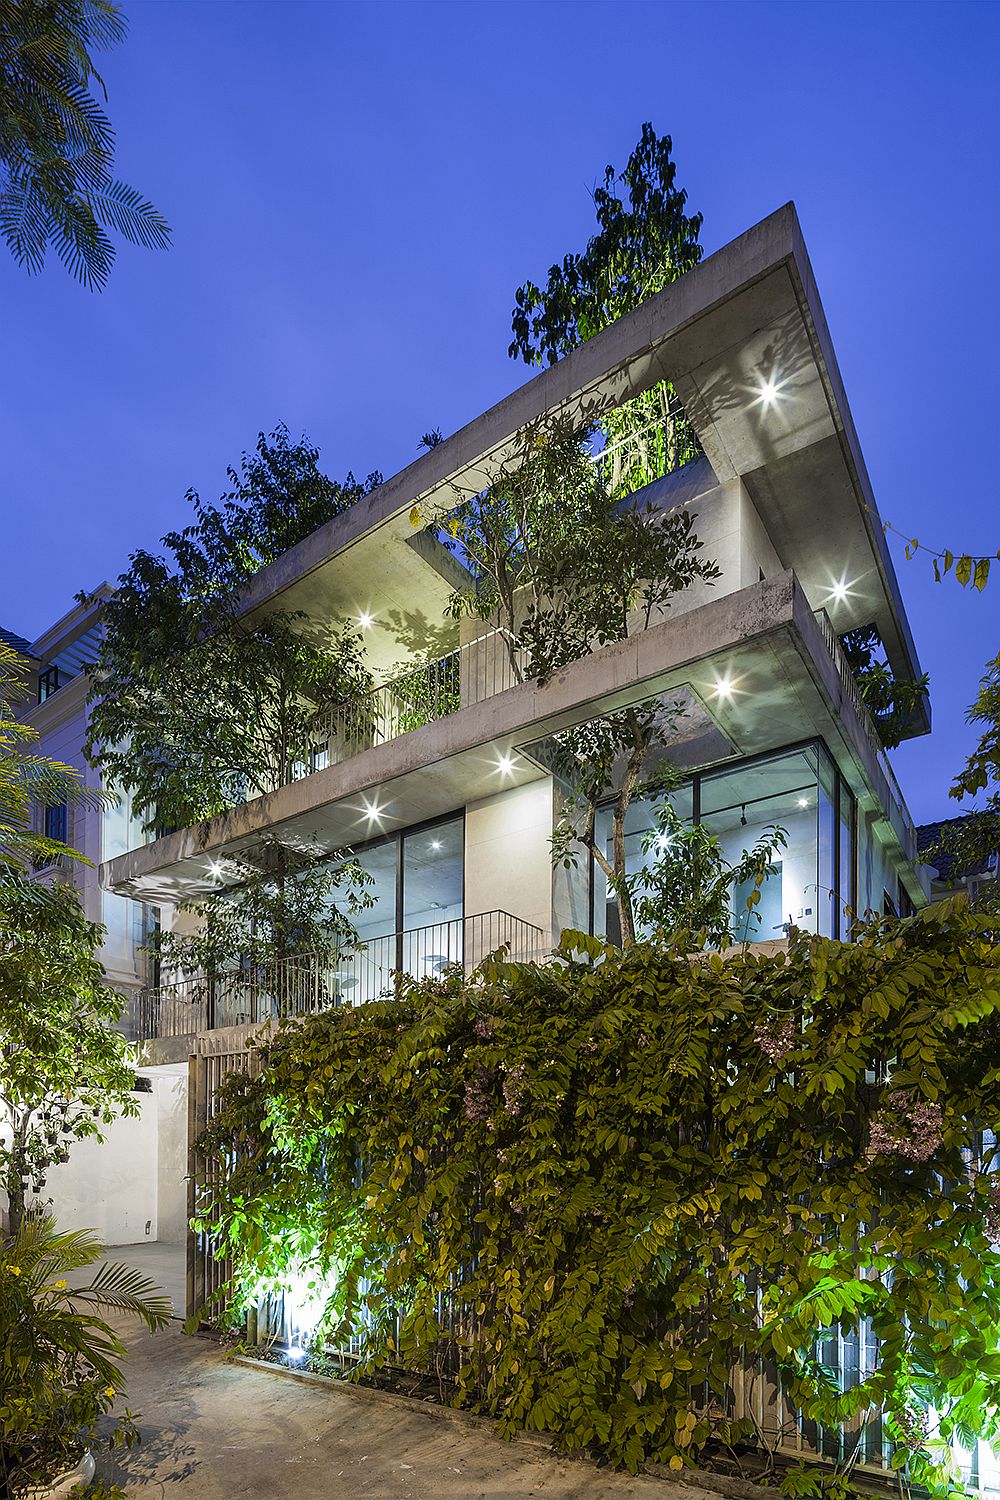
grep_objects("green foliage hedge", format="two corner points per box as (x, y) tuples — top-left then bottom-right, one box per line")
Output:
(197, 899), (1000, 1489)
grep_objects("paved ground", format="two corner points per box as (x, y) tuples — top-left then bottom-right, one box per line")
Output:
(106, 1240), (187, 1315)
(102, 1317), (730, 1499)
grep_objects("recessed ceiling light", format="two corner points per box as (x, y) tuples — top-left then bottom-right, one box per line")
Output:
(430, 839), (442, 851)
(798, 797), (809, 808)
(357, 612), (374, 630)
(713, 675), (735, 702)
(829, 577), (853, 605)
(362, 796), (382, 825)
(497, 752), (514, 776)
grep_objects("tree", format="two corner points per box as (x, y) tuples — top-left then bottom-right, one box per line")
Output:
(509, 124), (703, 490)
(839, 624), (929, 751)
(152, 836), (372, 1001)
(631, 799), (787, 948)
(84, 427), (380, 832)
(0, 638), (102, 874)
(0, 877), (138, 1236)
(423, 427), (719, 946)
(0, 0), (170, 288)
(0, 1215), (169, 1498)
(509, 124), (702, 369)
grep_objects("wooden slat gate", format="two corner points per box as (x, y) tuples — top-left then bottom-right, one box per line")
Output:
(187, 1045), (262, 1327)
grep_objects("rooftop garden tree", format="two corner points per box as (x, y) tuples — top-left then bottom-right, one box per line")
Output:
(195, 898), (1000, 1496)
(420, 426), (719, 944)
(509, 124), (703, 491)
(0, 875), (138, 1237)
(0, 0), (170, 288)
(85, 426), (380, 833)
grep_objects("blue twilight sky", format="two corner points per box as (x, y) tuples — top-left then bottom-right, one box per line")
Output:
(1, 0), (998, 826)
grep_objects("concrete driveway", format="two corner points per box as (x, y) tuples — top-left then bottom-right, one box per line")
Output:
(104, 1318), (736, 1499)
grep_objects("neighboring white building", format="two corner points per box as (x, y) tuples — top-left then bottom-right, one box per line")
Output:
(2, 594), (187, 1247)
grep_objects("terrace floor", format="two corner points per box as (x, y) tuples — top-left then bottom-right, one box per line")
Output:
(102, 1314), (741, 1499)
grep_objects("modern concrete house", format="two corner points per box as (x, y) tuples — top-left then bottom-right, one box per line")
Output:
(2, 595), (186, 1247)
(98, 202), (930, 1284)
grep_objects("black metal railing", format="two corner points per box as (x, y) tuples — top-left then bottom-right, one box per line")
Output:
(133, 908), (547, 1042)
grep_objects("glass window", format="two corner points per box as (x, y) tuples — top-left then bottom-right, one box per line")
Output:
(817, 751), (837, 938)
(595, 785), (694, 942)
(342, 838), (398, 1005)
(701, 747), (820, 942)
(839, 780), (855, 937)
(44, 800), (67, 843)
(402, 817), (464, 977)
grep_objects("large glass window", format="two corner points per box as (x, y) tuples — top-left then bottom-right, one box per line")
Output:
(701, 747), (822, 942)
(333, 813), (464, 1001)
(589, 742), (855, 947)
(594, 785), (694, 943)
(402, 818), (464, 977)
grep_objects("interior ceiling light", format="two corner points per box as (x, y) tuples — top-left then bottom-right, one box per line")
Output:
(357, 612), (375, 630)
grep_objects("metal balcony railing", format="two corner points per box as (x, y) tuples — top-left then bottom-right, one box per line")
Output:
(304, 628), (522, 772)
(133, 909), (547, 1042)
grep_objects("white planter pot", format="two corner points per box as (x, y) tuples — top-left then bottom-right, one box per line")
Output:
(28, 1448), (96, 1498)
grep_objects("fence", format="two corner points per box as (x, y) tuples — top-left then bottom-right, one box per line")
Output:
(135, 909), (547, 1042)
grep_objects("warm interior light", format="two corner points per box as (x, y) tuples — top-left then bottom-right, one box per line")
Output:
(357, 612), (374, 630)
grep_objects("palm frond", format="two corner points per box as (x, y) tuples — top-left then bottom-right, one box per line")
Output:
(81, 1259), (173, 1329)
(88, 176), (171, 250)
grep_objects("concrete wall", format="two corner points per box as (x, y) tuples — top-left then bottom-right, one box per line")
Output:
(153, 1067), (189, 1243)
(17, 1066), (189, 1247)
(465, 780), (555, 945)
(41, 1095), (158, 1245)
(647, 479), (784, 626)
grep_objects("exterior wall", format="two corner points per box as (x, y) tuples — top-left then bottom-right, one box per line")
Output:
(34, 1068), (188, 1245)
(648, 479), (784, 627)
(858, 807), (906, 915)
(465, 780), (555, 945)
(41, 1095), (158, 1245)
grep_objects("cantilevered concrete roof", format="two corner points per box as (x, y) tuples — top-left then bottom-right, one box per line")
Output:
(235, 203), (927, 732)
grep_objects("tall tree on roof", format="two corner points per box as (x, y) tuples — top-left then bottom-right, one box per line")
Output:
(0, 0), (170, 287)
(84, 426), (381, 832)
(509, 124), (703, 490)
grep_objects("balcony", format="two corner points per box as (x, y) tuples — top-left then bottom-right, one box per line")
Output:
(131, 909), (546, 1042)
